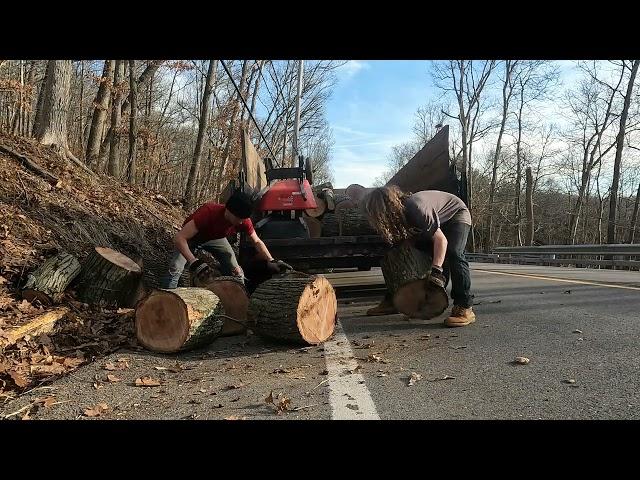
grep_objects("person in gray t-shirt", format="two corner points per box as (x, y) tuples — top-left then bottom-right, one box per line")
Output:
(363, 185), (475, 327)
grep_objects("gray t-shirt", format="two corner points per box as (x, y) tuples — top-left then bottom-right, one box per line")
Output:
(404, 190), (471, 238)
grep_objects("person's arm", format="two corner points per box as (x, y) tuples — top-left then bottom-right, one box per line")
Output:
(174, 220), (199, 264)
(431, 227), (448, 269)
(248, 231), (274, 261)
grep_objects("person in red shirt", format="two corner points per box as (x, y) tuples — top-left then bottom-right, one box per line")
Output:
(160, 189), (291, 288)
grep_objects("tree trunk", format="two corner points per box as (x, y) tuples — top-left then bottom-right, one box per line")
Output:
(185, 60), (216, 208)
(21, 253), (81, 305)
(135, 287), (225, 352)
(488, 60), (513, 251)
(33, 60), (72, 149)
(248, 275), (337, 345)
(380, 243), (448, 319)
(525, 167), (534, 245)
(608, 60), (639, 243)
(221, 60), (250, 180)
(126, 60), (138, 184)
(627, 181), (640, 243)
(86, 60), (114, 167)
(107, 60), (125, 178)
(76, 247), (143, 308)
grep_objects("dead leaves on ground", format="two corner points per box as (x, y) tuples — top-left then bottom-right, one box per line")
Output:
(135, 376), (161, 387)
(83, 402), (109, 417)
(265, 390), (292, 415)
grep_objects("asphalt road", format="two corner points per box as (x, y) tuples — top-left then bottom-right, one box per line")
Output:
(3, 263), (639, 420)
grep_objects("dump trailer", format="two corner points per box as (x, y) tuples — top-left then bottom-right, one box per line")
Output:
(237, 125), (466, 272)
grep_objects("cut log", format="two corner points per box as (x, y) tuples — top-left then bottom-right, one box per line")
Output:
(345, 184), (367, 204)
(193, 275), (249, 337)
(302, 215), (322, 238)
(248, 275), (337, 345)
(305, 194), (327, 218)
(135, 287), (225, 352)
(321, 188), (336, 211)
(3, 307), (70, 346)
(321, 212), (340, 237)
(336, 207), (376, 236)
(22, 253), (81, 305)
(76, 247), (143, 308)
(380, 243), (448, 319)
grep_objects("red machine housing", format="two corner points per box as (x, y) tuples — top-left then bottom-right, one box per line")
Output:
(258, 178), (316, 211)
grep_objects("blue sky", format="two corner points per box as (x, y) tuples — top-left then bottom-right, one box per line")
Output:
(327, 61), (434, 187)
(326, 60), (580, 188)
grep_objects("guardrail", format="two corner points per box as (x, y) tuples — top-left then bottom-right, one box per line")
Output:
(467, 244), (640, 271)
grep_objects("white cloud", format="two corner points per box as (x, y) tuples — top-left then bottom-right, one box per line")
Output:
(336, 61), (370, 80)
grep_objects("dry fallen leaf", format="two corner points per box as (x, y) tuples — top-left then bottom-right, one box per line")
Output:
(224, 415), (246, 420)
(573, 329), (582, 334)
(106, 374), (121, 383)
(135, 376), (161, 387)
(9, 370), (30, 388)
(514, 356), (530, 365)
(563, 379), (576, 384)
(83, 403), (109, 417)
(408, 372), (422, 386)
(35, 396), (57, 408)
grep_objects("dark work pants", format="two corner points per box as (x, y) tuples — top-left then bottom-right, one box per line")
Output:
(383, 220), (472, 308)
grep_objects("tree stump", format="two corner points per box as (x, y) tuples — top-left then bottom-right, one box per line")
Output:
(76, 247), (143, 308)
(380, 243), (448, 319)
(194, 275), (249, 337)
(248, 275), (337, 345)
(22, 252), (81, 305)
(135, 287), (225, 352)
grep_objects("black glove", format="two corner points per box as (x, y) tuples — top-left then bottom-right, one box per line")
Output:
(189, 259), (212, 278)
(267, 259), (293, 274)
(428, 266), (446, 289)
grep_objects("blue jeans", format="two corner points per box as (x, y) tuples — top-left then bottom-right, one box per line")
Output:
(160, 238), (242, 289)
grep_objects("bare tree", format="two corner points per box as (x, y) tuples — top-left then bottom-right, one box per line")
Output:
(107, 60), (125, 177)
(126, 60), (138, 184)
(607, 59), (640, 243)
(86, 60), (114, 167)
(185, 60), (216, 208)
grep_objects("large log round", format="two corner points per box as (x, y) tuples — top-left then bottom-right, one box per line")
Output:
(76, 247), (144, 308)
(345, 184), (367, 204)
(336, 207), (376, 236)
(135, 287), (225, 352)
(196, 275), (249, 337)
(302, 215), (322, 238)
(380, 243), (448, 319)
(22, 252), (81, 305)
(305, 194), (327, 218)
(248, 275), (337, 345)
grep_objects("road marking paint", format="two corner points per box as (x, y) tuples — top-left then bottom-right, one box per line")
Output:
(323, 321), (380, 420)
(475, 269), (640, 292)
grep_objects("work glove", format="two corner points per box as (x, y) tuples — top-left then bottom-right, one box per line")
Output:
(267, 259), (293, 274)
(189, 259), (212, 281)
(428, 266), (446, 289)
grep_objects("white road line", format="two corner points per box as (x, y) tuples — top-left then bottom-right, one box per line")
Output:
(475, 268), (640, 292)
(323, 320), (380, 420)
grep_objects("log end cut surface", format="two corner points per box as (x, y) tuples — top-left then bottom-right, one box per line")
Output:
(393, 280), (448, 320)
(135, 290), (190, 352)
(297, 276), (337, 344)
(96, 247), (142, 273)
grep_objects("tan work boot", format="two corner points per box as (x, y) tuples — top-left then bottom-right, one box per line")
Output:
(366, 298), (398, 316)
(444, 305), (476, 327)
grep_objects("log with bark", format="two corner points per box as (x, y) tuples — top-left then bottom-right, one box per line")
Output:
(76, 247), (143, 308)
(22, 253), (81, 305)
(380, 242), (448, 319)
(192, 275), (249, 337)
(248, 275), (337, 345)
(336, 207), (376, 236)
(321, 212), (340, 237)
(135, 287), (225, 352)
